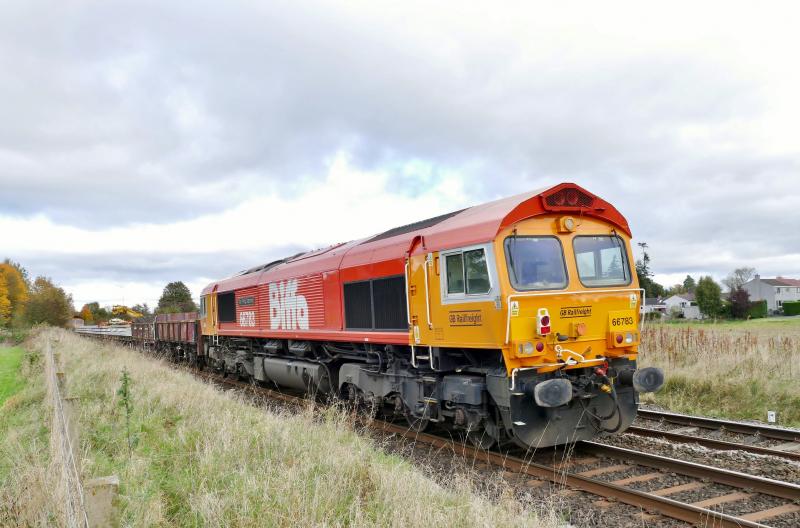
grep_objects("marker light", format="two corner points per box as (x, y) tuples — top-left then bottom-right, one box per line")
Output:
(537, 308), (551, 336)
(615, 334), (624, 344)
(535, 341), (545, 352)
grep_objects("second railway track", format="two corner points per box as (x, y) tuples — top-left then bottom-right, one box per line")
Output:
(631, 409), (800, 462)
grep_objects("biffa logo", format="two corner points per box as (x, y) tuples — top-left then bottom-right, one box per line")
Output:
(269, 280), (309, 330)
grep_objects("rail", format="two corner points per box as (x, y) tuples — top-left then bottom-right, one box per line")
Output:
(637, 409), (800, 443)
(626, 425), (800, 462)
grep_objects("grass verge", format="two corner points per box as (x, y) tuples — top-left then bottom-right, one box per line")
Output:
(6, 328), (550, 527)
(0, 346), (25, 405)
(0, 340), (53, 525)
(639, 320), (800, 426)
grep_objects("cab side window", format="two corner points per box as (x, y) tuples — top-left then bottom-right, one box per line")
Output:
(446, 254), (465, 294)
(445, 248), (491, 296)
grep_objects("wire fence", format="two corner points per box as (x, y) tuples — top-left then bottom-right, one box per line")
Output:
(45, 339), (90, 528)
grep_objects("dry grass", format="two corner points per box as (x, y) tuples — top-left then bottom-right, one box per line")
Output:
(3, 328), (554, 528)
(0, 340), (58, 526)
(638, 319), (800, 426)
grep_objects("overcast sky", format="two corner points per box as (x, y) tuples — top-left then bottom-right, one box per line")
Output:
(2, 1), (799, 309)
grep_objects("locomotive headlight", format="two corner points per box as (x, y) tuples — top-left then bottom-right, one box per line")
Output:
(625, 332), (634, 344)
(558, 216), (577, 233)
(521, 341), (535, 355)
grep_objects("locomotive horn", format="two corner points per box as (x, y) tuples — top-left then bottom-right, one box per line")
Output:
(533, 378), (573, 408)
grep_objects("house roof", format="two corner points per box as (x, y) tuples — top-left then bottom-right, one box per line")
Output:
(761, 278), (795, 287)
(665, 292), (695, 302)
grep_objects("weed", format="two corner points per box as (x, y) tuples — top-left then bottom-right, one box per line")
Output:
(117, 367), (134, 460)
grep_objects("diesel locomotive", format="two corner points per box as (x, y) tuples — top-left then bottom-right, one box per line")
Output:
(87, 183), (663, 449)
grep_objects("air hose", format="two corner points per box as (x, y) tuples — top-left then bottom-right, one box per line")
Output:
(580, 387), (623, 434)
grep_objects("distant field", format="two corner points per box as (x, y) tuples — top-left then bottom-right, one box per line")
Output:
(638, 318), (800, 426)
(1, 329), (550, 527)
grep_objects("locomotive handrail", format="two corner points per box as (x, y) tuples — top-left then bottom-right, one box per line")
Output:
(504, 288), (645, 344)
(423, 254), (433, 329)
(404, 260), (412, 327)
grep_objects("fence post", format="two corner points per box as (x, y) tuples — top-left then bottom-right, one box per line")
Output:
(84, 476), (119, 527)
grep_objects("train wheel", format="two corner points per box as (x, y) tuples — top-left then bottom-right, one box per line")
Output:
(466, 430), (496, 450)
(405, 412), (430, 433)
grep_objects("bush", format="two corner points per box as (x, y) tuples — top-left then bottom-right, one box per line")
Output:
(783, 301), (800, 316)
(748, 300), (767, 319)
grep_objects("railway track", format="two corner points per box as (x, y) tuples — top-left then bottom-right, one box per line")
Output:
(181, 364), (800, 528)
(632, 409), (800, 462)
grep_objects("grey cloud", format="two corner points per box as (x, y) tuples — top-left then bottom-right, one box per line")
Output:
(0, 2), (767, 225)
(1, 1), (799, 287)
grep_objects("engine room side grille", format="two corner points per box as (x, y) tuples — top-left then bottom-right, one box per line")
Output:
(372, 276), (407, 330)
(217, 291), (236, 323)
(344, 281), (373, 329)
(344, 275), (407, 331)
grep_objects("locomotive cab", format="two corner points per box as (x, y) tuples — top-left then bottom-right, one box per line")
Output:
(496, 212), (663, 447)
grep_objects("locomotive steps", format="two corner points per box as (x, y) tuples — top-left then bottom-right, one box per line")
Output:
(2, 328), (553, 527)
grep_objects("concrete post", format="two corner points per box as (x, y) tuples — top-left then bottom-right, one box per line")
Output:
(84, 475), (119, 527)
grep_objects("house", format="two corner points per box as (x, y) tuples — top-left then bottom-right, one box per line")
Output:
(742, 275), (800, 313)
(663, 293), (701, 319)
(642, 297), (667, 317)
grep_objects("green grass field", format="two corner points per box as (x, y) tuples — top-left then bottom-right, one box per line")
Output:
(0, 346), (25, 405)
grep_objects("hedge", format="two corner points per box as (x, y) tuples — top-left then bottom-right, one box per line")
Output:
(748, 300), (768, 318)
(783, 301), (800, 316)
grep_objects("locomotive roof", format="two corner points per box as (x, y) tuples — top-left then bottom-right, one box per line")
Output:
(202, 183), (631, 295)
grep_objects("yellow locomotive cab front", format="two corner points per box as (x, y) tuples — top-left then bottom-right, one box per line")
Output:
(500, 215), (642, 375)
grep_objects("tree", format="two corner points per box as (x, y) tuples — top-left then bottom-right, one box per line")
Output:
(0, 261), (29, 323)
(25, 277), (74, 327)
(723, 267), (755, 294)
(131, 303), (151, 316)
(729, 287), (751, 319)
(83, 301), (110, 323)
(682, 275), (696, 292)
(80, 305), (94, 324)
(666, 284), (686, 296)
(157, 282), (197, 314)
(0, 274), (11, 327)
(695, 276), (723, 318)
(635, 242), (666, 298)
